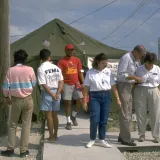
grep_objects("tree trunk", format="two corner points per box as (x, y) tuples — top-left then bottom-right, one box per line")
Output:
(0, 0), (10, 136)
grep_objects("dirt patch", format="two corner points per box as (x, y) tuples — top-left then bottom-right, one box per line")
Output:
(0, 121), (44, 160)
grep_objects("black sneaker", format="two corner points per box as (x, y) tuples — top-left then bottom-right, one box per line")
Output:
(118, 137), (122, 142)
(71, 116), (78, 126)
(65, 122), (72, 130)
(20, 150), (30, 158)
(121, 140), (136, 146)
(118, 137), (134, 143)
(1, 149), (14, 157)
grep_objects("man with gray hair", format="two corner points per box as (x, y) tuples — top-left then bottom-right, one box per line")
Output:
(117, 45), (146, 146)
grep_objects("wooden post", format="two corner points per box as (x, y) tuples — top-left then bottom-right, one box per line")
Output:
(0, 0), (10, 136)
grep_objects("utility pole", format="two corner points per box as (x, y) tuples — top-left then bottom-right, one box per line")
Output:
(0, 0), (10, 136)
(158, 38), (160, 62)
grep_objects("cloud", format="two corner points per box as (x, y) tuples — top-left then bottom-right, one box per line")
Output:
(10, 25), (26, 36)
(10, 0), (160, 53)
(150, 42), (157, 48)
(10, 25), (28, 43)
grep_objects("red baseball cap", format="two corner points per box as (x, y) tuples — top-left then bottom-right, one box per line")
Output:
(65, 44), (74, 50)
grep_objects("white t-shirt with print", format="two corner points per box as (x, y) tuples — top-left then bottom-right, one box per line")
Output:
(37, 61), (63, 89)
(84, 67), (115, 91)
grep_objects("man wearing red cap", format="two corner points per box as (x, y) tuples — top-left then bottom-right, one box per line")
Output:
(58, 44), (84, 130)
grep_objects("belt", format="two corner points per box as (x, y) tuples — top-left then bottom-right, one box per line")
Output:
(90, 90), (109, 93)
(117, 82), (134, 85)
(11, 94), (32, 99)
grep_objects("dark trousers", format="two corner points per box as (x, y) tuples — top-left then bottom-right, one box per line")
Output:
(89, 91), (111, 140)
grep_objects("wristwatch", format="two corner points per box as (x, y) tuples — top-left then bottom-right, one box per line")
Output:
(80, 69), (84, 73)
(124, 74), (129, 79)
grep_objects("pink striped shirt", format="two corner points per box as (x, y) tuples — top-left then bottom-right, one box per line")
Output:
(3, 64), (36, 98)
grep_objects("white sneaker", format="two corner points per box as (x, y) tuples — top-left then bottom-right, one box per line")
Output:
(86, 140), (95, 148)
(99, 140), (112, 148)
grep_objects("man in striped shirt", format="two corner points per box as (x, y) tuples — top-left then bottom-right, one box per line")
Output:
(1, 49), (36, 158)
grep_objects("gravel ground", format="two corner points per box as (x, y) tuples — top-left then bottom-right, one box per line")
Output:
(0, 121), (44, 160)
(124, 152), (160, 160)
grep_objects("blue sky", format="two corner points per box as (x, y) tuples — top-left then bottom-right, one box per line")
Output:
(10, 0), (160, 53)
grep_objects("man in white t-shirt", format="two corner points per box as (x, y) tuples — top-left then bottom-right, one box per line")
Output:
(37, 49), (63, 142)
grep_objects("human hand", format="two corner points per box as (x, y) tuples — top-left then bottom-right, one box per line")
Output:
(135, 77), (142, 83)
(54, 94), (59, 101)
(82, 102), (88, 112)
(52, 94), (57, 101)
(117, 99), (121, 109)
(80, 84), (84, 89)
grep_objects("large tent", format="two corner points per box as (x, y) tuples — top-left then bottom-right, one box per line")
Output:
(11, 19), (127, 115)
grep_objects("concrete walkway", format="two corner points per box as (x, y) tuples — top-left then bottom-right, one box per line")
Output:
(43, 111), (125, 160)
(107, 131), (160, 149)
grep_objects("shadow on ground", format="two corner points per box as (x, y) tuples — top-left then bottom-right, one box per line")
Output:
(45, 133), (90, 147)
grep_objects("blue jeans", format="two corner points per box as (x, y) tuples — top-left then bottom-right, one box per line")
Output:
(89, 91), (111, 140)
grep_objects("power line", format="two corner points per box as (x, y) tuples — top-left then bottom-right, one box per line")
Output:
(10, 34), (27, 38)
(10, 0), (118, 38)
(69, 0), (118, 25)
(111, 7), (160, 46)
(101, 0), (150, 41)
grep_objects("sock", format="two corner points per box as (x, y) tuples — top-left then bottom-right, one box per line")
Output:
(66, 116), (71, 123)
(72, 111), (77, 117)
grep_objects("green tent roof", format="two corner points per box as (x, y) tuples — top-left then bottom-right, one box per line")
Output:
(11, 19), (127, 115)
(11, 19), (127, 66)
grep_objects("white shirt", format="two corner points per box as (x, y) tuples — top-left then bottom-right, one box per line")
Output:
(37, 61), (63, 89)
(117, 52), (141, 83)
(84, 68), (115, 91)
(136, 64), (160, 87)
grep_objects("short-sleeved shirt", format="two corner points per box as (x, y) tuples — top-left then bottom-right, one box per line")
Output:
(117, 52), (141, 83)
(84, 68), (115, 92)
(136, 64), (160, 87)
(37, 61), (63, 89)
(58, 56), (82, 85)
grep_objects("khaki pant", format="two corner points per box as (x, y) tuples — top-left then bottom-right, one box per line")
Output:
(8, 95), (33, 153)
(117, 82), (133, 142)
(134, 87), (160, 139)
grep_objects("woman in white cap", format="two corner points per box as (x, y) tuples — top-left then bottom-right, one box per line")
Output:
(83, 53), (121, 148)
(134, 52), (160, 143)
